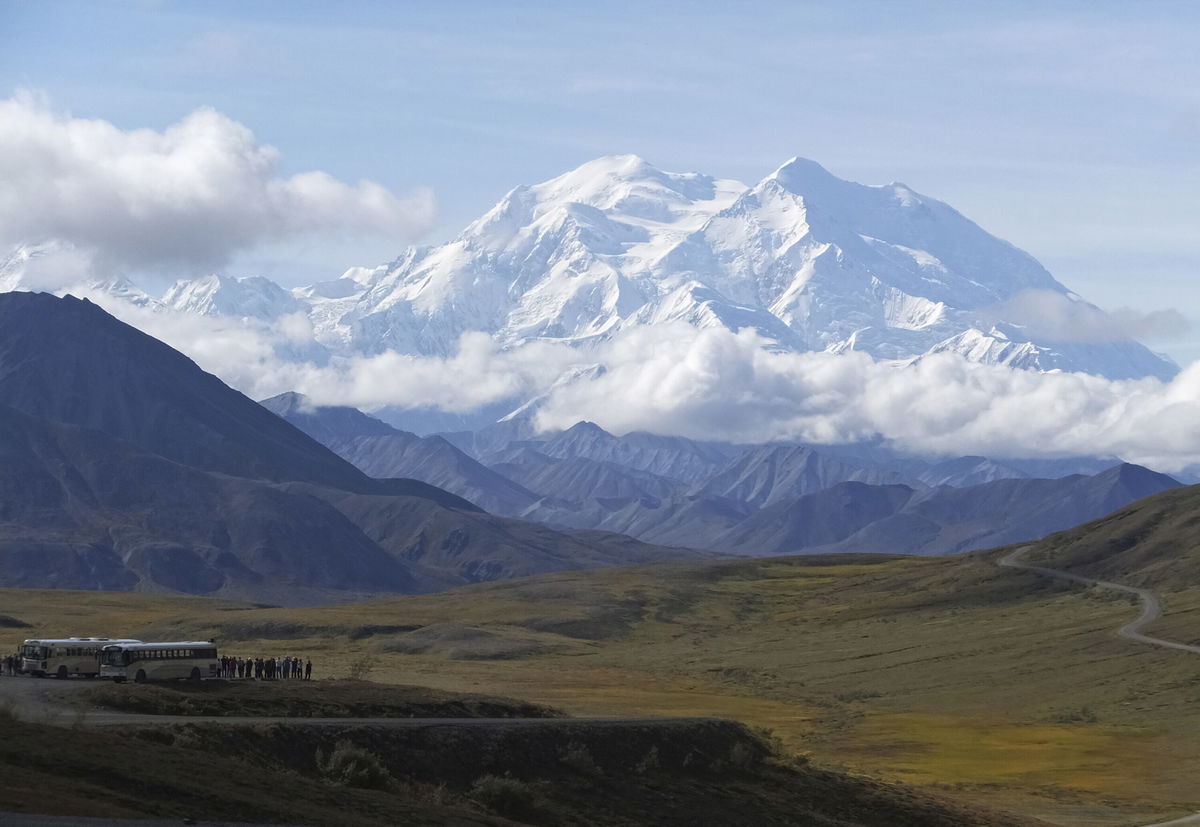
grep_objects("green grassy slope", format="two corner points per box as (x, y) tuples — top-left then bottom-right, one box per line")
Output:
(3, 532), (1198, 825)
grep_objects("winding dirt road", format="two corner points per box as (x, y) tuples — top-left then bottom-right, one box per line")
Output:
(998, 546), (1200, 655)
(999, 546), (1200, 827)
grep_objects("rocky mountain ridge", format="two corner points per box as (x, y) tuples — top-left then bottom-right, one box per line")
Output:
(270, 395), (1180, 559)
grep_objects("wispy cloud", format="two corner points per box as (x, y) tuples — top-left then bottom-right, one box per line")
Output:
(985, 289), (1191, 344)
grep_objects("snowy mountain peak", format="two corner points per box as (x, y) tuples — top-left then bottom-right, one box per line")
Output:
(163, 273), (305, 320)
(287, 156), (1182, 380)
(2, 155), (1177, 384)
(767, 155), (842, 193)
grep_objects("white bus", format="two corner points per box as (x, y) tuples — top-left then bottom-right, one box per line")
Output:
(20, 638), (143, 679)
(100, 641), (219, 683)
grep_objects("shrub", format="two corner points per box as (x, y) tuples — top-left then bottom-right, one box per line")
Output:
(316, 740), (393, 789)
(346, 654), (377, 681)
(1049, 706), (1099, 724)
(728, 741), (760, 769)
(635, 745), (660, 775)
(558, 740), (602, 776)
(835, 689), (882, 703)
(469, 774), (544, 819)
(400, 780), (447, 806)
(751, 726), (809, 769)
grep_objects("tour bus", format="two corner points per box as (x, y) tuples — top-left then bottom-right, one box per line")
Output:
(100, 641), (219, 683)
(19, 638), (143, 679)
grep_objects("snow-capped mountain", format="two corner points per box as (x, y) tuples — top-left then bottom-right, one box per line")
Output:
(162, 273), (306, 320)
(314, 154), (1176, 379)
(1, 242), (161, 308)
(1, 156), (1177, 381)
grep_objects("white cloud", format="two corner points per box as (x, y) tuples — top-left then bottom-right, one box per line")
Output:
(66, 289), (1200, 473)
(532, 324), (1200, 471)
(0, 91), (434, 279)
(76, 290), (575, 415)
(986, 289), (1190, 343)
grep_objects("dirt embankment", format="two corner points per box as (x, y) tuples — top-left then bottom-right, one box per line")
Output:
(74, 679), (563, 720)
(0, 702), (1039, 827)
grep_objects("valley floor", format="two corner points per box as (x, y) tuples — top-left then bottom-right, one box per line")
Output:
(3, 550), (1199, 825)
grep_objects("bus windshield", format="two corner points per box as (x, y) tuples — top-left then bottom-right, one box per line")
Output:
(101, 648), (129, 666)
(21, 644), (47, 660)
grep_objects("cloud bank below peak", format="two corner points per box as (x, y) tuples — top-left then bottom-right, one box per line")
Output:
(71, 289), (1200, 474)
(0, 92), (435, 279)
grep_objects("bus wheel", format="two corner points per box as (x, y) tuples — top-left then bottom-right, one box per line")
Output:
(134, 670), (147, 684)
(189, 667), (201, 683)
(55, 666), (68, 680)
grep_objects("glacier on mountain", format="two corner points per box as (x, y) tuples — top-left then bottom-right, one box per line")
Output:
(311, 154), (1178, 380)
(0, 155), (1177, 382)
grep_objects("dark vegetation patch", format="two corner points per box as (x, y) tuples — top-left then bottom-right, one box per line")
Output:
(122, 718), (1034, 826)
(348, 624), (421, 640)
(375, 624), (552, 660)
(0, 614), (30, 628)
(134, 618), (420, 643)
(518, 600), (645, 640)
(75, 679), (563, 720)
(0, 716), (482, 826)
(214, 620), (329, 640)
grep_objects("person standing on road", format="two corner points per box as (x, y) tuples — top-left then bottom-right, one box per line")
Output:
(305, 659), (312, 681)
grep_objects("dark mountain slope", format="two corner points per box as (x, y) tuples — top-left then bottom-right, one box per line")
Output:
(260, 391), (396, 442)
(0, 296), (709, 601)
(0, 404), (414, 602)
(0, 394), (700, 601)
(329, 434), (539, 515)
(718, 464), (1179, 558)
(538, 422), (733, 484)
(840, 463), (1180, 557)
(0, 293), (371, 491)
(261, 392), (539, 515)
(717, 482), (917, 555)
(288, 482), (707, 590)
(1012, 477), (1200, 590)
(494, 454), (685, 503)
(701, 444), (910, 508)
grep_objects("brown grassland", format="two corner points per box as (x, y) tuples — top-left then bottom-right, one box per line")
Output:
(3, 548), (1199, 825)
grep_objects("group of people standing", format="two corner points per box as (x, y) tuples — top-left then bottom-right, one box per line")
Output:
(218, 655), (312, 681)
(1, 654), (20, 675)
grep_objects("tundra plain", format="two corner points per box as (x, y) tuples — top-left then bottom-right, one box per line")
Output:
(4, 546), (1199, 826)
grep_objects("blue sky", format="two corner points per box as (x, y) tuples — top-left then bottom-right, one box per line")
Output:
(3, 0), (1199, 360)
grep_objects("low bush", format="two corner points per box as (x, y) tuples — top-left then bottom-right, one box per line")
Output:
(1048, 706), (1099, 724)
(316, 739), (393, 790)
(558, 740), (602, 777)
(469, 773), (545, 819)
